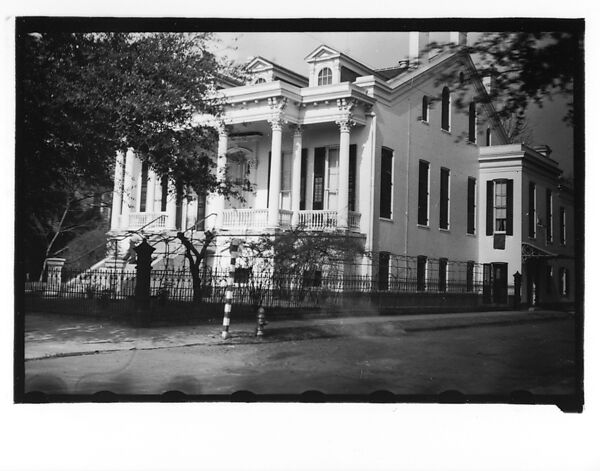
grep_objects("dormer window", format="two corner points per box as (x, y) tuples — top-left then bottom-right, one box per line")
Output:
(317, 67), (333, 86)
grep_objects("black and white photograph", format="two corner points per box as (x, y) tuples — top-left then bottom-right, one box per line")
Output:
(4, 11), (594, 471)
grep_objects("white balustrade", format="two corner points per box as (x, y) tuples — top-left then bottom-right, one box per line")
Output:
(127, 212), (168, 230)
(222, 208), (269, 230)
(219, 208), (361, 232)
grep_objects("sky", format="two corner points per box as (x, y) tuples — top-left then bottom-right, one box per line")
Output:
(212, 32), (575, 178)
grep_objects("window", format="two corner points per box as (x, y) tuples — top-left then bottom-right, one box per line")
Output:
(317, 67), (333, 86)
(417, 256), (427, 291)
(378, 252), (390, 291)
(312, 148), (326, 210)
(466, 261), (474, 292)
(160, 175), (169, 212)
(418, 160), (430, 225)
(468, 102), (477, 143)
(441, 86), (451, 131)
(486, 179), (513, 235)
(486, 127), (492, 146)
(139, 161), (149, 212)
(560, 207), (566, 245)
(439, 168), (450, 229)
(459, 71), (465, 84)
(528, 182), (537, 238)
(438, 258), (448, 292)
(422, 95), (429, 122)
(467, 177), (476, 234)
(255, 77), (266, 84)
(546, 189), (553, 244)
(559, 267), (569, 297)
(380, 147), (393, 218)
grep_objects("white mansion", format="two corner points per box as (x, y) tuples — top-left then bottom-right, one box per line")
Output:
(105, 32), (575, 307)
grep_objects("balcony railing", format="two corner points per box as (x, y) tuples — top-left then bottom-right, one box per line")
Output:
(126, 212), (169, 231)
(224, 209), (363, 232)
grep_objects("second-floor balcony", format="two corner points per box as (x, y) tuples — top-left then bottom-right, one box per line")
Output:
(221, 208), (361, 232)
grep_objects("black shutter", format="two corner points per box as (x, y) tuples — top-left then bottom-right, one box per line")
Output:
(300, 148), (307, 210)
(313, 147), (325, 210)
(349, 144), (357, 212)
(380, 148), (393, 219)
(506, 179), (513, 235)
(467, 177), (476, 234)
(418, 161), (429, 225)
(528, 182), (536, 238)
(439, 168), (449, 229)
(486, 180), (494, 235)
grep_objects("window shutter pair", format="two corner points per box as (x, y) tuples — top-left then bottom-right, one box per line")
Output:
(486, 179), (513, 236)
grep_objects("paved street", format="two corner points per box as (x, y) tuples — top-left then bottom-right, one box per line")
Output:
(23, 310), (577, 396)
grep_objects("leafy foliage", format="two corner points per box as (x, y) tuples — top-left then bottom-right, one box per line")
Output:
(17, 32), (230, 274)
(427, 32), (578, 125)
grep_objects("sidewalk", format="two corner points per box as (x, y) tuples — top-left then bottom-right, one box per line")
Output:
(24, 309), (571, 361)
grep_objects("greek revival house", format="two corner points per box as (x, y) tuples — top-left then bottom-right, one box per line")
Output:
(105, 32), (575, 308)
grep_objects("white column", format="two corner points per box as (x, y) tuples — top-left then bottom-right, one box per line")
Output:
(268, 117), (283, 228)
(291, 125), (303, 227)
(337, 118), (352, 230)
(214, 126), (228, 229)
(146, 168), (157, 214)
(110, 151), (125, 230)
(121, 148), (136, 230)
(166, 179), (177, 230)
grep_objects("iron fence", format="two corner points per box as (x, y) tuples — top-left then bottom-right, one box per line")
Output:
(24, 253), (498, 314)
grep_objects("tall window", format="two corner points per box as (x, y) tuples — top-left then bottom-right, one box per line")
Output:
(380, 147), (393, 218)
(486, 127), (492, 146)
(528, 182), (537, 238)
(468, 102), (477, 143)
(467, 177), (476, 234)
(418, 160), (430, 226)
(441, 86), (451, 131)
(560, 207), (566, 245)
(546, 266), (553, 294)
(439, 168), (450, 230)
(417, 256), (427, 291)
(486, 179), (513, 235)
(312, 148), (326, 210)
(349, 145), (357, 211)
(438, 258), (448, 292)
(317, 67), (333, 86)
(422, 95), (429, 122)
(378, 252), (390, 291)
(139, 161), (149, 212)
(546, 189), (553, 244)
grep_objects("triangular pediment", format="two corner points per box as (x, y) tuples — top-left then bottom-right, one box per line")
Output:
(246, 56), (274, 72)
(304, 45), (341, 62)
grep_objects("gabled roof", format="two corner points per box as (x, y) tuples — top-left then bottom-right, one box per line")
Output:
(245, 56), (308, 86)
(304, 44), (376, 78)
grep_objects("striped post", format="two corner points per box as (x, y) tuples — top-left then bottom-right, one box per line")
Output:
(222, 238), (241, 340)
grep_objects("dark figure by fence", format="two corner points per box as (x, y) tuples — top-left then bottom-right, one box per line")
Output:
(134, 239), (155, 325)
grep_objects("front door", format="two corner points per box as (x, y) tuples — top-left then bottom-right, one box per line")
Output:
(492, 262), (508, 304)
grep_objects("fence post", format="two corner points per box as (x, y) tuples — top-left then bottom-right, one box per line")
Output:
(513, 271), (522, 310)
(43, 258), (65, 297)
(134, 239), (155, 325)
